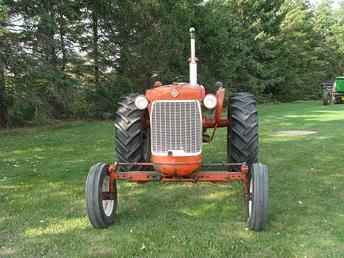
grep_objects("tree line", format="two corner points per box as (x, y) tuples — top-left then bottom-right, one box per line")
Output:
(0, 0), (343, 127)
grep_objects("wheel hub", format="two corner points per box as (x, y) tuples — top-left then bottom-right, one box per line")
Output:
(102, 176), (114, 216)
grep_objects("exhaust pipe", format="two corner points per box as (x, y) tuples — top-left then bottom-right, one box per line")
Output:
(189, 27), (197, 86)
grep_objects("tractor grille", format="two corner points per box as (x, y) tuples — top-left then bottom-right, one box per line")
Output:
(151, 100), (202, 155)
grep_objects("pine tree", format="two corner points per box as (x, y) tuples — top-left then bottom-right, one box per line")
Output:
(0, 3), (8, 127)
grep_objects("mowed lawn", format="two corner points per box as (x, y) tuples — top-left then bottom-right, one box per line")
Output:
(1, 101), (344, 257)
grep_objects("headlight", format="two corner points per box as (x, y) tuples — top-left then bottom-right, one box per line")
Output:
(134, 95), (148, 110)
(203, 94), (217, 109)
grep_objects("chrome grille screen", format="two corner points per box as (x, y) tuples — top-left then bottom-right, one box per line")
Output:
(151, 100), (202, 155)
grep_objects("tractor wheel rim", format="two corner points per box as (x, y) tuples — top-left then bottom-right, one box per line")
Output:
(248, 178), (253, 218)
(102, 175), (114, 217)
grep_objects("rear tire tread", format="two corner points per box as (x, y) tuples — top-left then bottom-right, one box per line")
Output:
(115, 94), (150, 171)
(228, 92), (259, 166)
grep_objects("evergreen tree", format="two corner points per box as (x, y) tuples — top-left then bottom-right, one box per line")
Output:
(0, 3), (9, 127)
(1, 0), (344, 126)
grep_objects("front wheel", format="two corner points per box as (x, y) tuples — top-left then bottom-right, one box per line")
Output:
(85, 163), (118, 228)
(322, 91), (331, 105)
(247, 163), (268, 231)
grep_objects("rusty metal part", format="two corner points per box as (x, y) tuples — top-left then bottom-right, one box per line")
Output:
(107, 162), (249, 184)
(113, 162), (243, 167)
(203, 117), (230, 128)
(215, 87), (225, 125)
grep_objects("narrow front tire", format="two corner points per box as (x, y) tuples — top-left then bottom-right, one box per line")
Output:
(322, 91), (331, 105)
(247, 163), (268, 231)
(85, 163), (118, 228)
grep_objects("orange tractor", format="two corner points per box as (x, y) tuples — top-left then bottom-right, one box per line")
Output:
(85, 28), (269, 231)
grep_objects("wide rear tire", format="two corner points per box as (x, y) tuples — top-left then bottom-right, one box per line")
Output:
(227, 92), (258, 167)
(115, 94), (151, 171)
(85, 163), (117, 228)
(247, 163), (269, 231)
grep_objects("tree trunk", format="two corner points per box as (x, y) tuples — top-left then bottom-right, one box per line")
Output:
(41, 1), (57, 67)
(48, 9), (58, 67)
(0, 59), (8, 128)
(58, 9), (67, 71)
(92, 8), (99, 87)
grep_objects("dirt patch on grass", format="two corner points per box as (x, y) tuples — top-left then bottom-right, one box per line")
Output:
(274, 130), (317, 137)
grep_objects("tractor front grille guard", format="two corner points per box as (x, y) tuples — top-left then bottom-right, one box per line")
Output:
(151, 100), (202, 155)
(106, 162), (250, 201)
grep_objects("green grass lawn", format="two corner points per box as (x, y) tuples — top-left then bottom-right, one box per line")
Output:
(1, 101), (344, 257)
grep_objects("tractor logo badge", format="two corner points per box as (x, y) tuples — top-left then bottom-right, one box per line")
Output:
(171, 88), (179, 98)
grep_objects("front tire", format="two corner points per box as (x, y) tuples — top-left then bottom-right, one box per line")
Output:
(247, 163), (268, 231)
(227, 92), (258, 167)
(322, 91), (331, 105)
(85, 163), (117, 228)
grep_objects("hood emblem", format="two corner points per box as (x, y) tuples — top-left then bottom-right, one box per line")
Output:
(171, 88), (179, 98)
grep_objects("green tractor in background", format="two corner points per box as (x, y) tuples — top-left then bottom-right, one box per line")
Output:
(322, 77), (344, 105)
(333, 77), (344, 104)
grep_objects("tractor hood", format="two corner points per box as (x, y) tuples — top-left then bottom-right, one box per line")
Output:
(145, 83), (205, 102)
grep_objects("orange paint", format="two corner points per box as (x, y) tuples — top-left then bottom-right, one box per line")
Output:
(145, 83), (205, 102)
(151, 155), (202, 176)
(145, 83), (205, 176)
